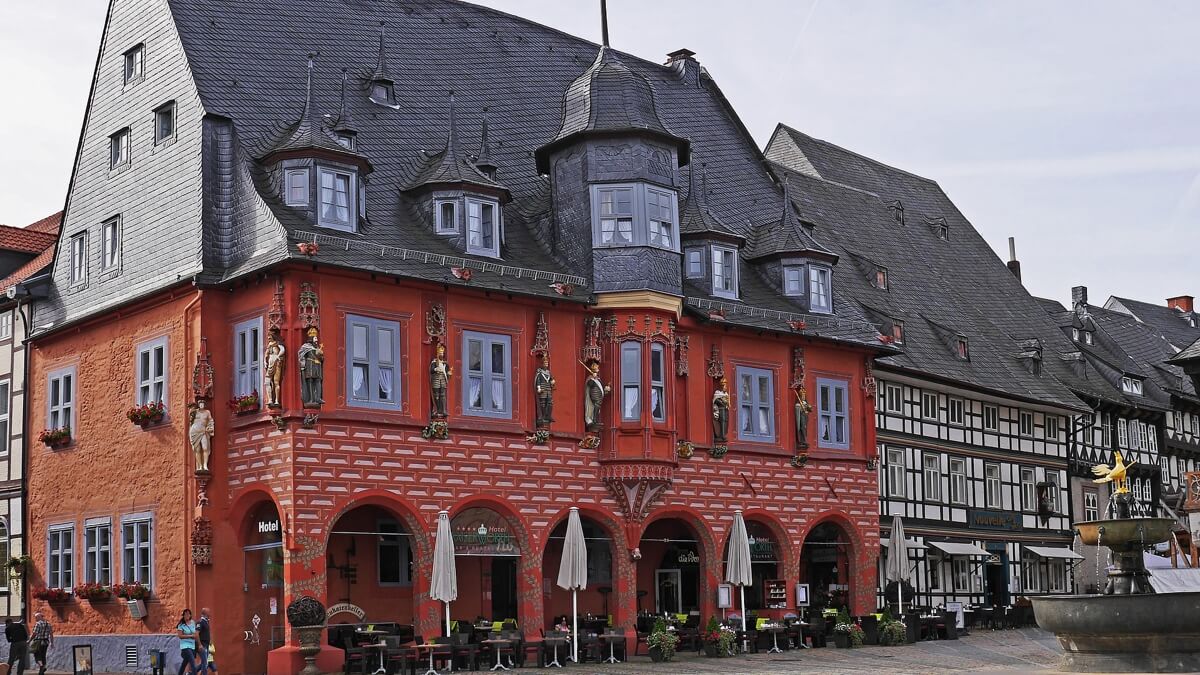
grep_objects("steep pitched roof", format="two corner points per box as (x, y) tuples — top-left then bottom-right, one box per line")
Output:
(0, 224), (58, 255)
(744, 169), (836, 262)
(1170, 336), (1200, 365)
(0, 212), (61, 294)
(1105, 295), (1200, 351)
(678, 162), (743, 242)
(401, 94), (507, 195)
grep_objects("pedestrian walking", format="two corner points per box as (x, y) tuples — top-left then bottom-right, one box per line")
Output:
(5, 618), (28, 675)
(28, 613), (51, 675)
(195, 608), (212, 672)
(176, 609), (199, 675)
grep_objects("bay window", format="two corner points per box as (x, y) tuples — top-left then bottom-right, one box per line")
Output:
(591, 183), (679, 251)
(650, 344), (666, 422)
(620, 341), (641, 422)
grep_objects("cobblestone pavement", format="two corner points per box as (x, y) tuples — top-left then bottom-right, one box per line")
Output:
(500, 628), (1063, 674)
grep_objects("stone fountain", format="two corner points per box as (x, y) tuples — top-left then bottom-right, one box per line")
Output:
(1032, 490), (1200, 672)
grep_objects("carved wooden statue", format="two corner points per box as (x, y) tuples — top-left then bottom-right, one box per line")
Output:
(189, 400), (215, 472)
(794, 389), (813, 449)
(297, 328), (324, 407)
(264, 331), (285, 407)
(429, 343), (452, 419)
(583, 361), (610, 432)
(712, 376), (730, 443)
(534, 354), (556, 427)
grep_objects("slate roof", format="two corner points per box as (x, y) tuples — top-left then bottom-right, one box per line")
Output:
(1105, 296), (1200, 351)
(765, 125), (1089, 410)
(401, 95), (508, 195)
(0, 212), (61, 294)
(256, 58), (372, 170)
(678, 162), (743, 243)
(743, 172), (836, 262)
(1170, 337), (1200, 365)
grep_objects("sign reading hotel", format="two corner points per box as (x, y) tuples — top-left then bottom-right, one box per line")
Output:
(968, 509), (1022, 532)
(451, 507), (519, 556)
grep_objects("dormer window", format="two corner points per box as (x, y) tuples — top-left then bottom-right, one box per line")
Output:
(1072, 328), (1094, 345)
(809, 265), (832, 313)
(711, 245), (738, 299)
(466, 197), (500, 257)
(435, 199), (458, 234)
(784, 266), (803, 296)
(335, 133), (355, 150)
(370, 81), (395, 107)
(874, 267), (889, 289)
(591, 183), (679, 252)
(891, 320), (905, 344)
(317, 167), (356, 232)
(956, 335), (970, 360)
(929, 217), (950, 240)
(685, 249), (703, 278)
(1121, 376), (1143, 396)
(284, 168), (309, 207)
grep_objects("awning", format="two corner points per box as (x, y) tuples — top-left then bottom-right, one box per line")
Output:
(927, 541), (990, 557)
(1025, 546), (1083, 561)
(880, 538), (927, 550)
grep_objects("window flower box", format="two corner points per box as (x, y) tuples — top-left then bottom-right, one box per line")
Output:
(229, 392), (261, 415)
(38, 427), (71, 449)
(127, 401), (166, 428)
(74, 582), (113, 602)
(113, 581), (151, 601)
(32, 587), (72, 603)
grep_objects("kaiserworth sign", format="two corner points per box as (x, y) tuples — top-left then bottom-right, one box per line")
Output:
(968, 509), (1022, 532)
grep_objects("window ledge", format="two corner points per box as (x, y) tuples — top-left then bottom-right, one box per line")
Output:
(153, 135), (177, 153)
(108, 163), (132, 178)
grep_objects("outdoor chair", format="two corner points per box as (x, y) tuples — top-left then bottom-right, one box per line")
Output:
(383, 635), (418, 675)
(514, 631), (545, 668)
(579, 632), (603, 662)
(804, 617), (826, 648)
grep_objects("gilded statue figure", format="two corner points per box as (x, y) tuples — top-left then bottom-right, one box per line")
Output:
(264, 332), (285, 407)
(297, 327), (325, 407)
(189, 400), (215, 472)
(583, 361), (610, 432)
(712, 376), (730, 443)
(430, 343), (452, 419)
(795, 389), (813, 449)
(534, 355), (556, 427)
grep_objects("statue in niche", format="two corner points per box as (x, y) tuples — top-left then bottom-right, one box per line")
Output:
(297, 328), (325, 407)
(534, 355), (556, 427)
(583, 361), (610, 432)
(264, 331), (285, 407)
(712, 376), (730, 443)
(795, 389), (813, 449)
(189, 400), (215, 473)
(430, 343), (452, 419)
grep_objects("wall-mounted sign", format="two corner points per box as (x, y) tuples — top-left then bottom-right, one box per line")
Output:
(73, 644), (94, 675)
(795, 583), (810, 607)
(451, 507), (520, 557)
(327, 602), (368, 622)
(969, 509), (1022, 532)
(257, 519), (280, 534)
(717, 583), (733, 609)
(676, 549), (700, 565)
(749, 536), (776, 562)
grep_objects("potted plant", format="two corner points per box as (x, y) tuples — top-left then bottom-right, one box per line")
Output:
(114, 581), (151, 601)
(126, 401), (166, 428)
(701, 616), (721, 657)
(879, 619), (907, 646)
(229, 391), (261, 415)
(74, 582), (113, 602)
(32, 587), (71, 603)
(833, 609), (864, 648)
(38, 427), (71, 449)
(286, 595), (327, 675)
(647, 618), (679, 662)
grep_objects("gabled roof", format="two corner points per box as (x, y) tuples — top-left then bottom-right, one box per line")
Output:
(1170, 337), (1200, 365)
(401, 95), (508, 197)
(0, 212), (61, 294)
(678, 162), (743, 243)
(1105, 295), (1200, 351)
(0, 224), (58, 255)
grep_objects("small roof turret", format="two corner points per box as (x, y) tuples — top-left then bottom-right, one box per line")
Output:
(679, 163), (743, 244)
(403, 93), (509, 200)
(744, 174), (835, 262)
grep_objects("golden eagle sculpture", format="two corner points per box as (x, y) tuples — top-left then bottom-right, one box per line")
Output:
(1091, 450), (1135, 494)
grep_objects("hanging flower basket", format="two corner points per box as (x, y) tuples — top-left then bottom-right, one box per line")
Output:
(421, 420), (449, 440)
(113, 581), (151, 601)
(708, 444), (728, 459)
(32, 587), (71, 603)
(126, 401), (166, 428)
(38, 427), (71, 449)
(74, 583), (114, 602)
(229, 392), (261, 415)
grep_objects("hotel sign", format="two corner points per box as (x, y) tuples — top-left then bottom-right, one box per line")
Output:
(451, 507), (519, 557)
(969, 509), (1022, 532)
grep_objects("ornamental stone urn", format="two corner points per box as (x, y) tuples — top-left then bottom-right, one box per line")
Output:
(286, 595), (326, 675)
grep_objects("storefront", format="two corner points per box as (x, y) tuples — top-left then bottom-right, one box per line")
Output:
(451, 507), (522, 623)
(325, 505), (417, 625)
(639, 518), (706, 615)
(242, 502), (285, 674)
(541, 514), (616, 623)
(801, 521), (853, 611)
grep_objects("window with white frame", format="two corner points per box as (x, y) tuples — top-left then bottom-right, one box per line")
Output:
(0, 382), (8, 455)
(0, 312), (9, 340)
(84, 519), (112, 585)
(783, 266), (803, 296)
(809, 265), (832, 313)
(620, 341), (641, 422)
(1019, 411), (1034, 437)
(710, 245), (738, 299)
(1049, 560), (1066, 592)
(463, 331), (510, 418)
(952, 557), (972, 592)
(122, 514), (153, 587)
(110, 128), (130, 169)
(649, 343), (666, 422)
(736, 366), (774, 442)
(817, 378), (849, 450)
(948, 398), (964, 426)
(347, 314), (401, 409)
(1046, 415), (1060, 440)
(949, 458), (967, 505)
(1117, 418), (1128, 448)
(921, 392), (938, 420)
(923, 453), (941, 501)
(284, 168), (309, 207)
(591, 183), (678, 251)
(69, 232), (87, 285)
(985, 463), (1001, 508)
(48, 524), (74, 590)
(466, 197), (501, 257)
(1162, 457), (1170, 485)
(136, 336), (168, 406)
(884, 383), (903, 414)
(1101, 412), (1112, 447)
(1045, 473), (1059, 512)
(685, 249), (703, 278)
(123, 44), (144, 84)
(1083, 489), (1099, 521)
(983, 405), (998, 431)
(1022, 556), (1041, 592)
(1147, 424), (1157, 453)
(1121, 376), (1143, 396)
(887, 447), (906, 498)
(1020, 468), (1036, 511)
(154, 101), (175, 144)
(377, 520), (411, 585)
(317, 167), (356, 231)
(101, 217), (120, 271)
(48, 366), (75, 431)
(233, 317), (262, 398)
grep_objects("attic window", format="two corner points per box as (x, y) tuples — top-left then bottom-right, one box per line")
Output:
(466, 197), (501, 258)
(123, 44), (144, 85)
(873, 267), (888, 290)
(335, 133), (355, 150)
(109, 128), (131, 169)
(783, 266), (803, 296)
(435, 199), (458, 234)
(956, 335), (969, 360)
(370, 81), (395, 107)
(891, 320), (905, 344)
(317, 167), (356, 232)
(1121, 376), (1143, 396)
(1072, 328), (1093, 345)
(928, 217), (949, 240)
(809, 265), (832, 314)
(711, 245), (738, 299)
(591, 183), (679, 252)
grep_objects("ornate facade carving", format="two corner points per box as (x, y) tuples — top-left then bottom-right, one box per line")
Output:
(581, 316), (604, 365)
(298, 282), (319, 329)
(674, 334), (689, 377)
(425, 303), (447, 344)
(191, 517), (213, 566)
(268, 277), (286, 332)
(706, 343), (724, 379)
(192, 338), (214, 401)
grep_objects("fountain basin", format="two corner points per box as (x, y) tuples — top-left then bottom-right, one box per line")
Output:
(1033, 593), (1200, 672)
(1074, 517), (1175, 548)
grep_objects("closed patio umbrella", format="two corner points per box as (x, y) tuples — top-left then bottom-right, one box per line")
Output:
(726, 510), (753, 650)
(431, 510), (458, 636)
(556, 507), (588, 662)
(885, 516), (910, 619)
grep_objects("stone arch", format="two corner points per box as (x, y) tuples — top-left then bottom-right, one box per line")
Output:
(540, 505), (631, 630)
(448, 494), (540, 632)
(798, 510), (872, 615)
(638, 505), (721, 619)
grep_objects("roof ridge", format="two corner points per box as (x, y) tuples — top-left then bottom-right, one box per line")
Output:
(777, 123), (941, 187)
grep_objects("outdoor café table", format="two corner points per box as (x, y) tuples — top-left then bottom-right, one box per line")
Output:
(762, 625), (785, 654)
(483, 638), (511, 672)
(601, 633), (624, 663)
(357, 630), (390, 675)
(543, 635), (568, 668)
(789, 622), (811, 649)
(415, 643), (444, 675)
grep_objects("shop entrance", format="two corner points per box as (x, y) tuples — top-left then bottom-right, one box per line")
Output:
(722, 520), (782, 611)
(985, 553), (1010, 607)
(801, 521), (852, 612)
(541, 515), (615, 625)
(655, 569), (682, 613)
(638, 518), (703, 616)
(452, 507), (522, 625)
(491, 558), (518, 620)
(326, 504), (416, 625)
(241, 502), (285, 675)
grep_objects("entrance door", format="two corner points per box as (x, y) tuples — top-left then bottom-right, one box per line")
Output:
(243, 545), (285, 675)
(491, 558), (518, 621)
(655, 569), (682, 614)
(984, 554), (1009, 606)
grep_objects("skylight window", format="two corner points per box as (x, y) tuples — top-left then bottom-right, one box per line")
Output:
(874, 267), (888, 289)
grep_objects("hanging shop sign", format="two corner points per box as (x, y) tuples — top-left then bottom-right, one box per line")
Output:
(326, 602), (367, 622)
(969, 509), (1022, 532)
(451, 508), (520, 557)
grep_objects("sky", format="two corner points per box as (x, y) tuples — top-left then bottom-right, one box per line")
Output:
(0, 0), (1197, 308)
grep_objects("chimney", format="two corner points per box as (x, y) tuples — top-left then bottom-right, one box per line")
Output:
(665, 48), (697, 64)
(665, 48), (702, 87)
(1006, 237), (1022, 281)
(1071, 286), (1088, 310)
(1167, 295), (1194, 313)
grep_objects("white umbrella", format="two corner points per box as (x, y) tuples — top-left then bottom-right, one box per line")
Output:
(556, 507), (588, 662)
(430, 510), (458, 636)
(885, 516), (910, 619)
(726, 510), (753, 651)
